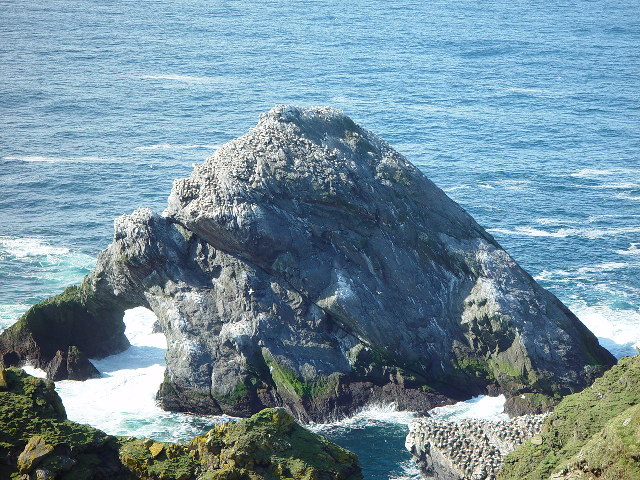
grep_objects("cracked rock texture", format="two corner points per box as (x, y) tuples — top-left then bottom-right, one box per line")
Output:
(406, 414), (546, 480)
(0, 105), (615, 422)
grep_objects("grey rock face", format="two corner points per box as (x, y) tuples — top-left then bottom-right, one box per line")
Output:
(405, 414), (546, 480)
(0, 106), (614, 422)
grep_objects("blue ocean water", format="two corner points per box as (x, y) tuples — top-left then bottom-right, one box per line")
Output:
(1, 1), (639, 478)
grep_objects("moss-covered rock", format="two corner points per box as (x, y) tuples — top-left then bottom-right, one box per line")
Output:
(0, 283), (130, 378)
(500, 355), (640, 479)
(0, 368), (362, 480)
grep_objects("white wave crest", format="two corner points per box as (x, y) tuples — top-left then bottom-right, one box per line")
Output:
(429, 395), (507, 421)
(0, 304), (29, 332)
(572, 303), (640, 358)
(389, 460), (422, 480)
(141, 74), (214, 84)
(535, 217), (581, 226)
(489, 225), (640, 240)
(617, 193), (640, 201)
(590, 182), (639, 190)
(135, 143), (220, 151)
(53, 307), (230, 441)
(489, 226), (571, 238)
(499, 87), (546, 94)
(570, 168), (636, 178)
(312, 403), (417, 432)
(2, 155), (114, 163)
(0, 237), (70, 259)
(444, 185), (470, 192)
(616, 243), (640, 256)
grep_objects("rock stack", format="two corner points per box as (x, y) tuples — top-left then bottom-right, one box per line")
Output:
(406, 414), (545, 480)
(0, 106), (615, 422)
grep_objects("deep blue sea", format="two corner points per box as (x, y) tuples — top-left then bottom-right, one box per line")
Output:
(1, 1), (639, 478)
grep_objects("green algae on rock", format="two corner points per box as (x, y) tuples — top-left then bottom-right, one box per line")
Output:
(0, 283), (130, 378)
(0, 367), (362, 480)
(499, 355), (640, 480)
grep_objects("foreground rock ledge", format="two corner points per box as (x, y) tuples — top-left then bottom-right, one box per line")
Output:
(0, 105), (615, 422)
(500, 354), (640, 479)
(0, 367), (362, 480)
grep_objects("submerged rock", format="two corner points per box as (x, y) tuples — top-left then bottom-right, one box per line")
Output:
(0, 367), (362, 480)
(0, 106), (615, 421)
(405, 414), (546, 480)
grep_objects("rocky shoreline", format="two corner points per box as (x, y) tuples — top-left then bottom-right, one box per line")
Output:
(406, 414), (546, 480)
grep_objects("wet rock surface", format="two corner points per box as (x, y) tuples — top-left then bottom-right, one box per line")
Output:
(0, 106), (615, 422)
(406, 414), (546, 480)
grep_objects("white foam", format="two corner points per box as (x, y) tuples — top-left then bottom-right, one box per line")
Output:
(489, 226), (571, 238)
(53, 307), (228, 440)
(0, 237), (95, 292)
(590, 182), (639, 190)
(134, 143), (220, 151)
(389, 460), (422, 480)
(479, 183), (495, 189)
(616, 193), (640, 201)
(499, 87), (546, 94)
(535, 217), (580, 226)
(22, 365), (47, 378)
(534, 262), (632, 284)
(0, 304), (29, 332)
(0, 237), (69, 259)
(489, 225), (640, 240)
(2, 155), (113, 163)
(140, 74), (214, 84)
(571, 303), (640, 359)
(570, 168), (636, 178)
(312, 403), (417, 432)
(578, 262), (628, 273)
(533, 269), (573, 282)
(429, 395), (508, 421)
(444, 185), (471, 192)
(616, 243), (640, 256)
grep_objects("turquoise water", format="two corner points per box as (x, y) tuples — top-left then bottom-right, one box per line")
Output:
(1, 1), (639, 478)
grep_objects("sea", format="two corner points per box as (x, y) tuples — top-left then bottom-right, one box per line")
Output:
(1, 0), (638, 478)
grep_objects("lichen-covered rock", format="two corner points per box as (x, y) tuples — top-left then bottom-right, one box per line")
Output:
(0, 368), (362, 480)
(0, 106), (615, 421)
(120, 408), (362, 480)
(500, 354), (640, 479)
(406, 414), (546, 480)
(17, 436), (55, 473)
(0, 367), (130, 479)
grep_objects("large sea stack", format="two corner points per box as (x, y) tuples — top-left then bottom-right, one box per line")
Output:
(0, 106), (615, 422)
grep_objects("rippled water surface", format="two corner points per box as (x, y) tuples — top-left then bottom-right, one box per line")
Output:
(1, 1), (639, 478)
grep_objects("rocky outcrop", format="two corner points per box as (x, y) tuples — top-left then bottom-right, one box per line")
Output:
(0, 106), (615, 422)
(500, 354), (640, 480)
(0, 367), (362, 480)
(45, 345), (101, 381)
(406, 414), (545, 480)
(0, 284), (130, 378)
